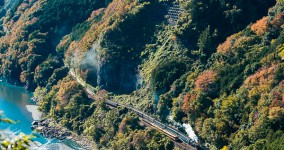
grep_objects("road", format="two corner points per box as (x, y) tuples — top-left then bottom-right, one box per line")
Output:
(69, 70), (204, 150)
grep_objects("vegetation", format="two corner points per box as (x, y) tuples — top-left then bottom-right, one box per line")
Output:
(1, 0), (284, 149)
(0, 112), (32, 149)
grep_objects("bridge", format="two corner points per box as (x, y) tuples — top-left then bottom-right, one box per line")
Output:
(70, 70), (205, 150)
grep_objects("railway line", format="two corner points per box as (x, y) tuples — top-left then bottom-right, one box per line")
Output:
(70, 70), (204, 150)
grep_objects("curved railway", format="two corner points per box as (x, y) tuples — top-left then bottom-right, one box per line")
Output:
(70, 70), (205, 150)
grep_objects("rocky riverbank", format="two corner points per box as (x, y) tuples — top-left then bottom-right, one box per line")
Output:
(32, 119), (98, 150)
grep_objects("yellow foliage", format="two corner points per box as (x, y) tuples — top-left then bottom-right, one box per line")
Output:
(278, 44), (284, 59)
(186, 72), (197, 83)
(243, 65), (278, 105)
(221, 146), (228, 150)
(216, 121), (227, 134)
(244, 65), (277, 88)
(217, 31), (255, 56)
(57, 81), (78, 106)
(269, 107), (284, 120)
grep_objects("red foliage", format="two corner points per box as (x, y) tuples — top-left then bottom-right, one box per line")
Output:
(182, 93), (197, 113)
(271, 81), (284, 103)
(269, 13), (284, 30)
(194, 70), (217, 91)
(273, 90), (282, 101)
(270, 100), (284, 108)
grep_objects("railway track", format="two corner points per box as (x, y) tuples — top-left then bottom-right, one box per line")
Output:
(70, 70), (204, 150)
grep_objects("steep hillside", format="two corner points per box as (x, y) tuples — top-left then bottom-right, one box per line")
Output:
(0, 0), (282, 149)
(176, 2), (284, 148)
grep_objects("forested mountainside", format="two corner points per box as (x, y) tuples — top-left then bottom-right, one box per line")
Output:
(1, 0), (283, 149)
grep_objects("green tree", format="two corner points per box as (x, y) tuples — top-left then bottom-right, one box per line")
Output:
(0, 112), (33, 149)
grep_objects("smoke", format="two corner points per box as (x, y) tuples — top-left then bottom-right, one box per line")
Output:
(182, 123), (198, 143)
(168, 114), (199, 142)
(69, 49), (84, 69)
(69, 43), (100, 70)
(135, 72), (142, 90)
(80, 43), (99, 70)
(69, 43), (101, 86)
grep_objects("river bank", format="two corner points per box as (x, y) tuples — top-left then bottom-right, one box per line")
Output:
(31, 118), (98, 150)
(29, 97), (99, 149)
(0, 79), (95, 149)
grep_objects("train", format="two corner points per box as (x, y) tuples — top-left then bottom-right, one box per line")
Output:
(104, 100), (201, 148)
(72, 70), (203, 149)
(83, 89), (194, 144)
(139, 112), (198, 145)
(105, 100), (119, 107)
(141, 117), (180, 141)
(104, 99), (201, 148)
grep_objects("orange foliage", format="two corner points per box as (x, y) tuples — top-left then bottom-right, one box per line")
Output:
(217, 33), (240, 53)
(118, 121), (127, 133)
(171, 35), (177, 41)
(0, 0), (43, 63)
(251, 17), (268, 36)
(25, 17), (39, 26)
(244, 65), (277, 88)
(88, 8), (105, 21)
(18, 3), (29, 12)
(243, 65), (278, 101)
(20, 71), (27, 83)
(64, 0), (138, 64)
(57, 81), (79, 106)
(182, 93), (197, 113)
(217, 33), (254, 54)
(194, 70), (217, 91)
(272, 90), (282, 101)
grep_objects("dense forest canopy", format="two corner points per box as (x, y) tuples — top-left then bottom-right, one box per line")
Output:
(1, 0), (284, 149)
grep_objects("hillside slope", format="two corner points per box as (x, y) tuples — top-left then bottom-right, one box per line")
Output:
(0, 0), (283, 149)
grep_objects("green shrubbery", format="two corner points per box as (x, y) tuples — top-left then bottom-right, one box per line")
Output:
(2, 0), (284, 149)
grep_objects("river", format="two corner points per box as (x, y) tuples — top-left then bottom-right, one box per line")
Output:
(0, 81), (82, 149)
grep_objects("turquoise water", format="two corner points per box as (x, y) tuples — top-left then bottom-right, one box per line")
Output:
(0, 81), (82, 149)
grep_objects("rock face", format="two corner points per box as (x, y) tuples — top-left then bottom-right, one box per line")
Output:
(98, 61), (138, 94)
(31, 119), (95, 150)
(31, 120), (71, 140)
(79, 45), (138, 93)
